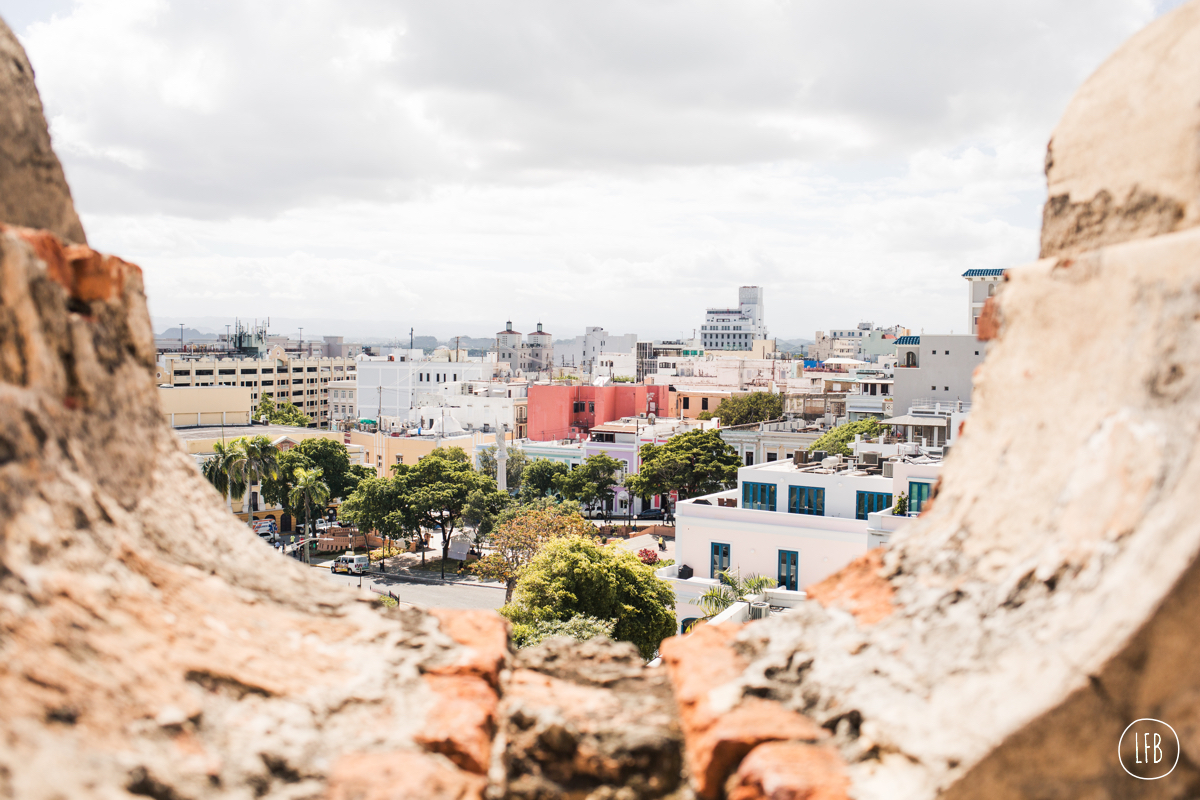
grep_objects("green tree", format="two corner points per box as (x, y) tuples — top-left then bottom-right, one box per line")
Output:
(510, 615), (617, 650)
(261, 438), (362, 516)
(626, 429), (739, 501)
(289, 467), (330, 564)
(519, 459), (569, 503)
(555, 453), (623, 513)
(477, 445), (530, 495)
(808, 419), (888, 457)
(235, 435), (279, 515)
(201, 439), (248, 511)
(291, 437), (357, 499)
(696, 569), (775, 618)
(406, 447), (499, 579)
(473, 506), (595, 603)
(463, 486), (515, 538)
(709, 392), (784, 426)
(502, 535), (676, 659)
(339, 474), (422, 563)
(256, 394), (312, 427)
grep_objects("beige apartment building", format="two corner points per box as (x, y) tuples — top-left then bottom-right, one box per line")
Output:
(158, 385), (253, 427)
(156, 344), (357, 428)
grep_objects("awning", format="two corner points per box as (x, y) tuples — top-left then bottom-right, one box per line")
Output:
(881, 415), (948, 427)
(358, 418), (377, 424)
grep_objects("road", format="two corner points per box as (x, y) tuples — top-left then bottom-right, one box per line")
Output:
(314, 565), (506, 610)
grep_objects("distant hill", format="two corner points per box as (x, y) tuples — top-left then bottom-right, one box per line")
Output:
(156, 327), (218, 340)
(774, 338), (813, 353)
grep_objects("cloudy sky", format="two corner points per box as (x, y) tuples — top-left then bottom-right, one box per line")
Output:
(1, 0), (1185, 341)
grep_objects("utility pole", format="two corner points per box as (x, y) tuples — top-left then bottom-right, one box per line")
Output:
(298, 327), (303, 356)
(180, 323), (184, 353)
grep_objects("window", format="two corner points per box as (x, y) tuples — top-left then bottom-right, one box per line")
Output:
(932, 386), (937, 390)
(240, 369), (257, 374)
(701, 397), (709, 410)
(195, 369), (213, 376)
(905, 352), (916, 367)
(745, 452), (754, 466)
(778, 550), (798, 591)
(683, 397), (690, 410)
(931, 350), (937, 355)
(909, 481), (932, 514)
(573, 401), (585, 413)
(307, 367), (317, 372)
(766, 453), (778, 462)
(742, 482), (776, 511)
(261, 380), (273, 386)
(944, 386), (949, 391)
(856, 491), (893, 520)
(588, 401), (595, 413)
(711, 542), (731, 578)
(789, 486), (825, 516)
(975, 350), (980, 355)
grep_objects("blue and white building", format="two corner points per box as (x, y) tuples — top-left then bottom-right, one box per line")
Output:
(660, 447), (942, 624)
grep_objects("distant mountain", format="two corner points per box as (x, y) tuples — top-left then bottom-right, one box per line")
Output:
(156, 327), (218, 340)
(774, 338), (813, 353)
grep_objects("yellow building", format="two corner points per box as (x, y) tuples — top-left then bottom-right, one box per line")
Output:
(175, 425), (362, 532)
(158, 385), (253, 427)
(347, 428), (516, 476)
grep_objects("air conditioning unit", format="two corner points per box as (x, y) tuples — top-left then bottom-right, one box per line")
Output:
(882, 461), (894, 478)
(811, 450), (827, 462)
(861, 452), (880, 466)
(793, 450), (809, 466)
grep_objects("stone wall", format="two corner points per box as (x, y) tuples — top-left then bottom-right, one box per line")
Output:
(4, 3), (1200, 799)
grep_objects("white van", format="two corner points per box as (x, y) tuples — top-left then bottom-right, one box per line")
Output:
(332, 554), (370, 575)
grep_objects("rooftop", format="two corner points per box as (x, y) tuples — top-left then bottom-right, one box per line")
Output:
(172, 424), (322, 441)
(895, 335), (921, 345)
(962, 268), (1007, 277)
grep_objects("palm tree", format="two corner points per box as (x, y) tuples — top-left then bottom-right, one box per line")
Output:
(696, 569), (775, 618)
(201, 439), (248, 513)
(289, 467), (330, 565)
(237, 435), (279, 516)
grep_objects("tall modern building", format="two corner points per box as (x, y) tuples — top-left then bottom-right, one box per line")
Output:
(700, 286), (768, 351)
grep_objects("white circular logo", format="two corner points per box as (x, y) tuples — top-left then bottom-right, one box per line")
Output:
(1118, 719), (1179, 780)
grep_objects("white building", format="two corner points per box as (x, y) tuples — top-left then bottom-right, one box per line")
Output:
(594, 351), (637, 381)
(328, 378), (357, 426)
(963, 268), (1006, 335)
(662, 449), (942, 625)
(700, 286), (768, 352)
(891, 335), (986, 424)
(558, 326), (639, 373)
(354, 357), (495, 420)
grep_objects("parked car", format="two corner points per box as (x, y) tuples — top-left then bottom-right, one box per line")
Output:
(636, 507), (665, 521)
(315, 519), (331, 532)
(251, 519), (276, 539)
(332, 554), (370, 575)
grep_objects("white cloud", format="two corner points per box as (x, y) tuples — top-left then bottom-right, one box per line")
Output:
(10, 0), (1162, 338)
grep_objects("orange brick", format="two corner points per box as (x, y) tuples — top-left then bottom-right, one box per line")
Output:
(415, 674), (497, 775)
(429, 609), (510, 690)
(326, 751), (485, 800)
(726, 741), (850, 800)
(805, 549), (895, 626)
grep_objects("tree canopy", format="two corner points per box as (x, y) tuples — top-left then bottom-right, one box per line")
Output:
(261, 438), (365, 514)
(255, 394), (311, 427)
(808, 419), (889, 457)
(625, 428), (739, 500)
(502, 535), (677, 659)
(555, 453), (623, 510)
(477, 445), (530, 495)
(338, 475), (420, 544)
(402, 446), (500, 578)
(519, 459), (569, 503)
(473, 505), (595, 602)
(708, 392), (783, 426)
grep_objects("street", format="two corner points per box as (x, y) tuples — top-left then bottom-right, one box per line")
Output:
(314, 564), (507, 610)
